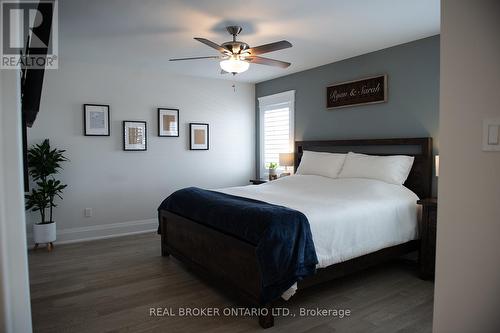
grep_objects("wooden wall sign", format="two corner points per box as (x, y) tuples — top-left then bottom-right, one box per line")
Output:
(326, 75), (387, 109)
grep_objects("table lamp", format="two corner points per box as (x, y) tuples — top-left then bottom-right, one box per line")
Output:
(279, 152), (294, 177)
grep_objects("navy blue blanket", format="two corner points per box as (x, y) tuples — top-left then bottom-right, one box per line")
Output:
(158, 187), (318, 304)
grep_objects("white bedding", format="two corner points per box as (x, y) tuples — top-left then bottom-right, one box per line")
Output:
(216, 175), (419, 298)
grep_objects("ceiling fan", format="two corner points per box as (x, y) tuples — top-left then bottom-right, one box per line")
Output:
(170, 26), (292, 75)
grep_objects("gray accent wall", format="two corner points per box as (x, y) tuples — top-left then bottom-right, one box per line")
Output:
(256, 35), (440, 179)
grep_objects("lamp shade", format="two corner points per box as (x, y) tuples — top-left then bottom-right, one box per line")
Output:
(279, 152), (294, 167)
(435, 155), (440, 177)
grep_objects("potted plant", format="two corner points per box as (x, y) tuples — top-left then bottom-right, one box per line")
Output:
(266, 162), (279, 180)
(25, 139), (68, 250)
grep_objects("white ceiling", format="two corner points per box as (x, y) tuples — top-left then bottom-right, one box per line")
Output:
(59, 0), (440, 83)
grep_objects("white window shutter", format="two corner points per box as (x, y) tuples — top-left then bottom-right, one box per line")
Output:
(263, 107), (290, 165)
(258, 90), (295, 177)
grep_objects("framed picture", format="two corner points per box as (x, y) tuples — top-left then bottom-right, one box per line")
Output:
(158, 108), (179, 137)
(84, 104), (110, 136)
(123, 121), (147, 151)
(189, 123), (209, 150)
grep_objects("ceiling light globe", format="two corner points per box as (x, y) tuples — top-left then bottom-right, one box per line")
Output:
(220, 58), (249, 74)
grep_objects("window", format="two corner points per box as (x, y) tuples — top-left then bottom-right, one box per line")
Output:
(258, 90), (295, 177)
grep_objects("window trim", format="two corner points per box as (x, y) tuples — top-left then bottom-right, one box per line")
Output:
(258, 90), (295, 177)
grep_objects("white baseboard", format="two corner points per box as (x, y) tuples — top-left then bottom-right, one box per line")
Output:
(26, 218), (157, 248)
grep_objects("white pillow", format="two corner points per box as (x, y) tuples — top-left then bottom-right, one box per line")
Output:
(338, 152), (414, 185)
(296, 151), (346, 178)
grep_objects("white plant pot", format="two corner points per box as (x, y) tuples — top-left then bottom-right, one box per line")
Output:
(33, 222), (56, 244)
(268, 168), (277, 176)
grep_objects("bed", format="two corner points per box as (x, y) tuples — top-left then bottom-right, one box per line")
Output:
(158, 137), (433, 328)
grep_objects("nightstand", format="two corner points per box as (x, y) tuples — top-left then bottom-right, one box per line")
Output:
(418, 198), (437, 279)
(249, 179), (268, 185)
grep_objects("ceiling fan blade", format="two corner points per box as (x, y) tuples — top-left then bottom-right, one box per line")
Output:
(194, 37), (231, 54)
(248, 40), (292, 56)
(246, 56), (291, 68)
(169, 56), (221, 61)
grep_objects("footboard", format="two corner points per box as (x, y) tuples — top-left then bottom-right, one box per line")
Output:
(159, 209), (419, 329)
(159, 210), (263, 305)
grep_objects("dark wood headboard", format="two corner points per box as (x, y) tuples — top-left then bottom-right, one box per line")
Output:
(294, 138), (433, 199)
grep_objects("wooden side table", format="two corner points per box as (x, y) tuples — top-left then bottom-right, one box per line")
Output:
(418, 198), (437, 279)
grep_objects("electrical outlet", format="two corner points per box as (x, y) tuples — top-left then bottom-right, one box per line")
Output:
(84, 208), (92, 217)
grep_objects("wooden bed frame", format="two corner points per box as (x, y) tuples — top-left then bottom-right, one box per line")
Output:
(159, 137), (433, 328)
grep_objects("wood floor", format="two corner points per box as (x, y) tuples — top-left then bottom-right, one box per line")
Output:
(29, 233), (434, 333)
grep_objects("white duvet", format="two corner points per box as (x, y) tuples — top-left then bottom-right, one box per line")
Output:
(217, 175), (419, 298)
